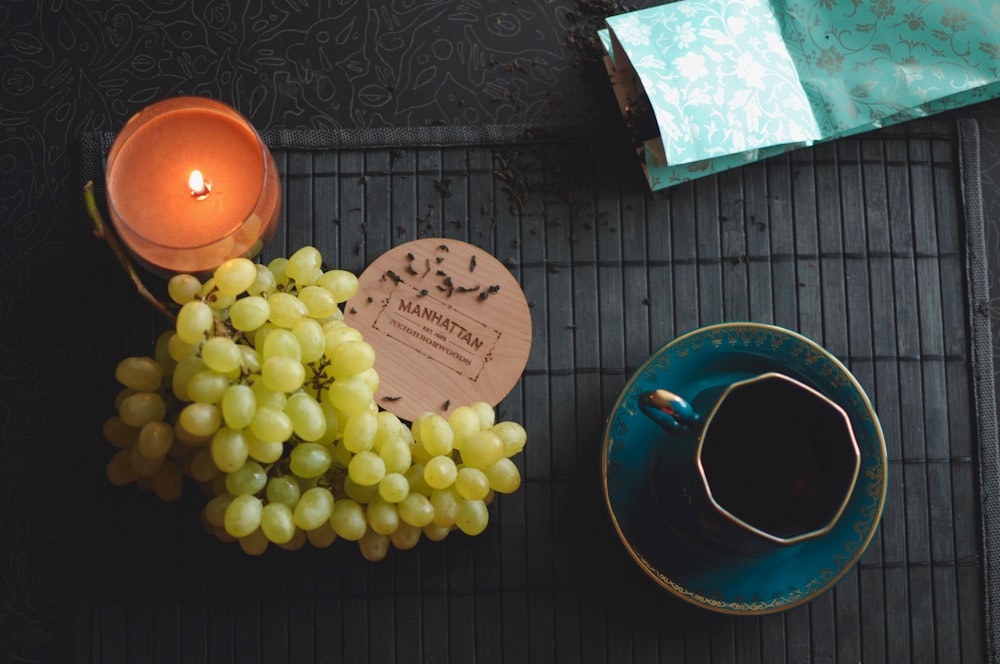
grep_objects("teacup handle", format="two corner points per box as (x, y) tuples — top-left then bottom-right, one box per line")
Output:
(638, 389), (703, 433)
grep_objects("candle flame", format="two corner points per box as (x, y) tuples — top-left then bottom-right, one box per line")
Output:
(188, 170), (210, 199)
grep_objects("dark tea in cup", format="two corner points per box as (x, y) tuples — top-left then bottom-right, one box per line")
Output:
(640, 372), (861, 554)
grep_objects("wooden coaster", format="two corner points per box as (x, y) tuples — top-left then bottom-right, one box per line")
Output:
(345, 238), (532, 422)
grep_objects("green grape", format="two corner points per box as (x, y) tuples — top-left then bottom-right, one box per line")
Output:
(239, 344), (262, 374)
(378, 472), (409, 503)
(322, 322), (363, 348)
(261, 356), (306, 393)
(374, 411), (406, 447)
(238, 527), (269, 556)
(348, 451), (385, 486)
(423, 455), (457, 490)
(172, 356), (207, 402)
(188, 446), (221, 482)
(278, 528), (306, 551)
(137, 420), (173, 460)
(201, 278), (236, 310)
(247, 263), (277, 297)
(286, 246), (322, 285)
(106, 448), (138, 486)
(292, 318), (326, 363)
(326, 340), (375, 379)
(261, 328), (302, 361)
(115, 356), (164, 392)
(454, 467), (490, 501)
(390, 522), (422, 550)
(186, 369), (229, 404)
(410, 441), (432, 466)
(491, 421), (528, 457)
(151, 461), (184, 502)
(129, 443), (165, 477)
(354, 367), (380, 393)
(260, 502), (296, 544)
(343, 475), (379, 503)
(430, 487), (461, 527)
(276, 527), (307, 551)
(317, 269), (360, 303)
(176, 300), (214, 344)
(358, 528), (390, 561)
(366, 498), (399, 535)
(470, 401), (496, 430)
(268, 257), (290, 287)
(153, 331), (175, 372)
(251, 382), (287, 411)
(178, 402), (222, 438)
(448, 406), (481, 451)
(214, 257), (258, 296)
(294, 487), (335, 530)
(224, 494), (263, 537)
(484, 457), (521, 493)
(118, 392), (168, 427)
(397, 492), (435, 527)
(230, 295), (270, 332)
(225, 461), (268, 496)
(455, 499), (489, 536)
(343, 411), (377, 453)
(297, 285), (338, 319)
(284, 393), (326, 442)
(267, 292), (308, 328)
(114, 387), (137, 412)
(326, 377), (375, 414)
(167, 333), (197, 362)
(307, 520), (337, 548)
(167, 273), (202, 305)
(315, 402), (341, 446)
(102, 416), (140, 449)
(201, 336), (243, 374)
(247, 430), (284, 463)
(419, 414), (453, 456)
(173, 419), (211, 448)
(266, 474), (301, 509)
(250, 406), (293, 443)
(422, 522), (451, 542)
(333, 438), (353, 467)
(221, 384), (257, 430)
(289, 442), (333, 478)
(404, 463), (432, 496)
(330, 499), (367, 540)
(204, 493), (235, 527)
(460, 430), (504, 469)
(379, 437), (412, 474)
(210, 427), (249, 473)
(409, 412), (430, 442)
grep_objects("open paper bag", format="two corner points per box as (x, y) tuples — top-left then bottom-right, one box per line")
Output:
(599, 0), (1000, 190)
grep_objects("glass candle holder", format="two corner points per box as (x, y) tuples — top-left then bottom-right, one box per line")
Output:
(105, 96), (281, 276)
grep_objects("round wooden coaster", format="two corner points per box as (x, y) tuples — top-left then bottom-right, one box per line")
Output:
(345, 238), (532, 422)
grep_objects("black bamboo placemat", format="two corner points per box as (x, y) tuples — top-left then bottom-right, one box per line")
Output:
(76, 117), (996, 662)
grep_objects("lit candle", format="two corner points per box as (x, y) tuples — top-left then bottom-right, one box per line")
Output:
(105, 96), (281, 275)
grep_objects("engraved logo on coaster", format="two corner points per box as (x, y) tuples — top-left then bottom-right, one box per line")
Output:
(373, 281), (502, 381)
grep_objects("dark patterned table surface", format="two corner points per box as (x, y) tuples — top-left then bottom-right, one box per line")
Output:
(2, 2), (999, 662)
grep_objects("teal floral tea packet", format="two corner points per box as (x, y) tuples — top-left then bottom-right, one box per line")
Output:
(600, 0), (1000, 190)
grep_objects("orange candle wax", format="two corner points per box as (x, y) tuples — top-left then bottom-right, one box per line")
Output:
(105, 96), (281, 275)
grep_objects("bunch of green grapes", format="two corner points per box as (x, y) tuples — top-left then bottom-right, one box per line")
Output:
(101, 246), (527, 560)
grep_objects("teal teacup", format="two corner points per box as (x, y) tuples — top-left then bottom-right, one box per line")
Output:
(638, 372), (861, 556)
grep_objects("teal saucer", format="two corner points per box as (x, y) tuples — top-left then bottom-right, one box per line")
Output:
(602, 323), (887, 614)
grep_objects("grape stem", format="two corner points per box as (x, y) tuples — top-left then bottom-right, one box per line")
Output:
(83, 181), (177, 324)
